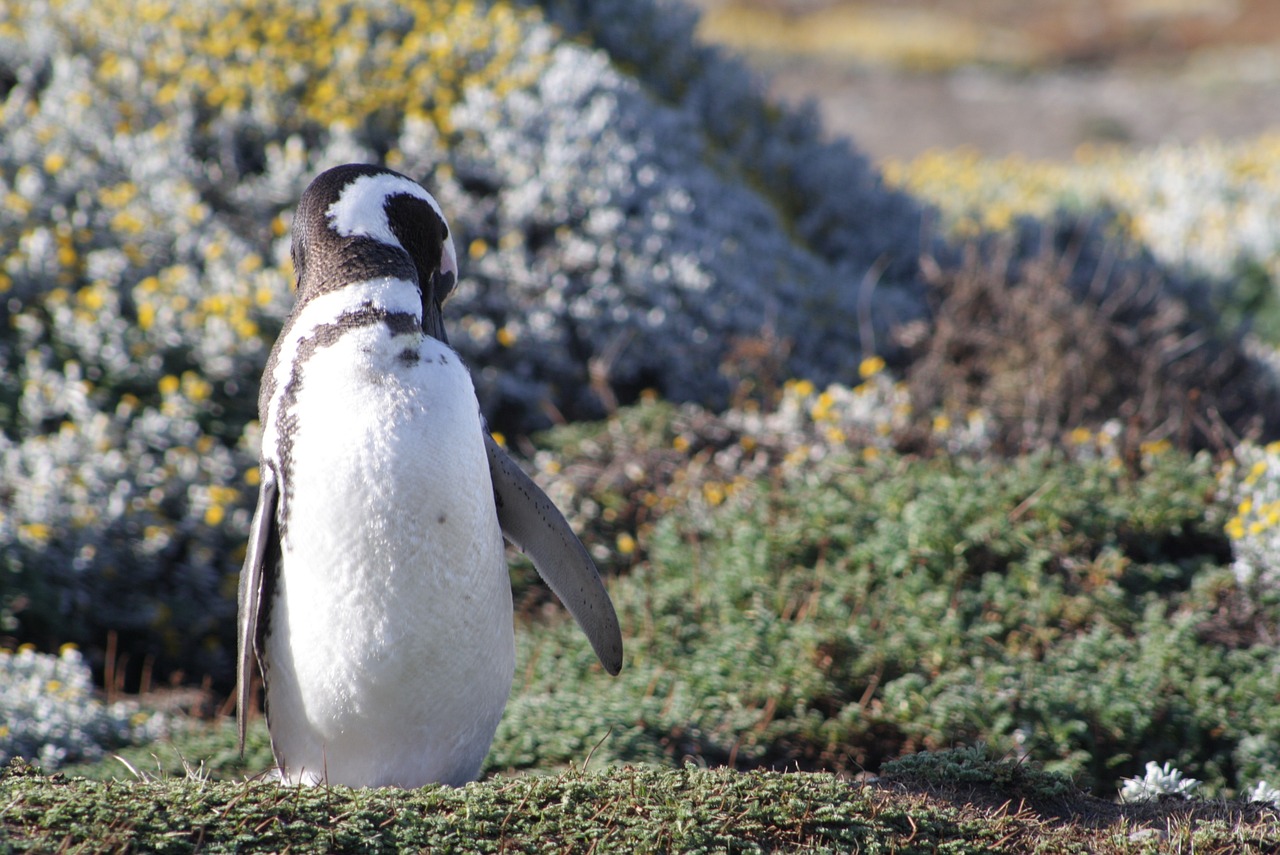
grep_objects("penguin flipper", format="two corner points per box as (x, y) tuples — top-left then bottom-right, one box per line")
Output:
(485, 433), (623, 675)
(237, 470), (279, 753)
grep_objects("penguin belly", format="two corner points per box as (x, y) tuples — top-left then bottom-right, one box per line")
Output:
(265, 329), (513, 788)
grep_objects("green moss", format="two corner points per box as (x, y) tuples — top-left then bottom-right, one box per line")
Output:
(8, 758), (1276, 853)
(2, 761), (997, 854)
(881, 745), (1076, 802)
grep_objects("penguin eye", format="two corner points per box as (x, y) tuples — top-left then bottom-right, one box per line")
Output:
(435, 233), (458, 305)
(384, 193), (455, 300)
(431, 269), (456, 306)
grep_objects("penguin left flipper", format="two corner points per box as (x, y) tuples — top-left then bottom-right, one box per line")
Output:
(237, 469), (280, 752)
(485, 433), (624, 676)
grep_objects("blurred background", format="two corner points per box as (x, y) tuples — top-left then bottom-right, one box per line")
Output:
(691, 0), (1280, 160)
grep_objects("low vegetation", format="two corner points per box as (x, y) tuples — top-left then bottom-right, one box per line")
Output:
(3, 0), (1280, 850)
(6, 750), (1278, 853)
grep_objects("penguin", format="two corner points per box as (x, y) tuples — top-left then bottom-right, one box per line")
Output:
(236, 163), (623, 788)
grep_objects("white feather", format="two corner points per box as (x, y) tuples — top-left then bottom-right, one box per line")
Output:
(261, 277), (420, 475)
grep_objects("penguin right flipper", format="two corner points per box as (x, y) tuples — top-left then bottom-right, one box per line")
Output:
(237, 469), (279, 753)
(485, 434), (623, 676)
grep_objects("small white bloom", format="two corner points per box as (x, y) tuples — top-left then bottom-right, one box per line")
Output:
(1247, 781), (1280, 806)
(1119, 761), (1201, 802)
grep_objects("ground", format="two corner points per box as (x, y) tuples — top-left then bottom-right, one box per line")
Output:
(692, 0), (1280, 160)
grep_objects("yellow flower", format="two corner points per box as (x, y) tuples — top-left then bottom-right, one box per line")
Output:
(811, 390), (836, 422)
(784, 444), (810, 468)
(210, 485), (240, 504)
(111, 210), (146, 234)
(789, 379), (815, 398)
(182, 371), (212, 401)
(1068, 427), (1093, 445)
(19, 522), (52, 544)
(616, 532), (636, 555)
(858, 355), (885, 379)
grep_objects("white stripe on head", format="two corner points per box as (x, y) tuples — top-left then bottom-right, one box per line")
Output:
(325, 172), (452, 252)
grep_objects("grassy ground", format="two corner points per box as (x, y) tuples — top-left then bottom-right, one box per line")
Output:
(5, 747), (1278, 853)
(12, 396), (1279, 851)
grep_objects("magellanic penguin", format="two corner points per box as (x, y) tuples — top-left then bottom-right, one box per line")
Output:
(237, 163), (623, 788)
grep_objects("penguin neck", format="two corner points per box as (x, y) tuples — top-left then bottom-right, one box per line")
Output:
(262, 275), (426, 419)
(294, 276), (424, 329)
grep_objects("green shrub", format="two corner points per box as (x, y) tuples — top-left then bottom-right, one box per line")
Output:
(496, 422), (1280, 796)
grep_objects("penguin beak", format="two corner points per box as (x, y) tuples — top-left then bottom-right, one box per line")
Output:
(424, 236), (458, 345)
(423, 275), (449, 345)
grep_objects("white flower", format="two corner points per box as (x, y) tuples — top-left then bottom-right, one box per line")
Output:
(1119, 761), (1201, 802)
(1247, 781), (1280, 806)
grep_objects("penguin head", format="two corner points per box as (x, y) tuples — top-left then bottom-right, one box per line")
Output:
(290, 164), (459, 342)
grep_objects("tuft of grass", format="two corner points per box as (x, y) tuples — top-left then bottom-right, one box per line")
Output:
(881, 745), (1076, 808)
(59, 719), (274, 784)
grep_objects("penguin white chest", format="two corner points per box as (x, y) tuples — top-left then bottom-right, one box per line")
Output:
(265, 319), (513, 788)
